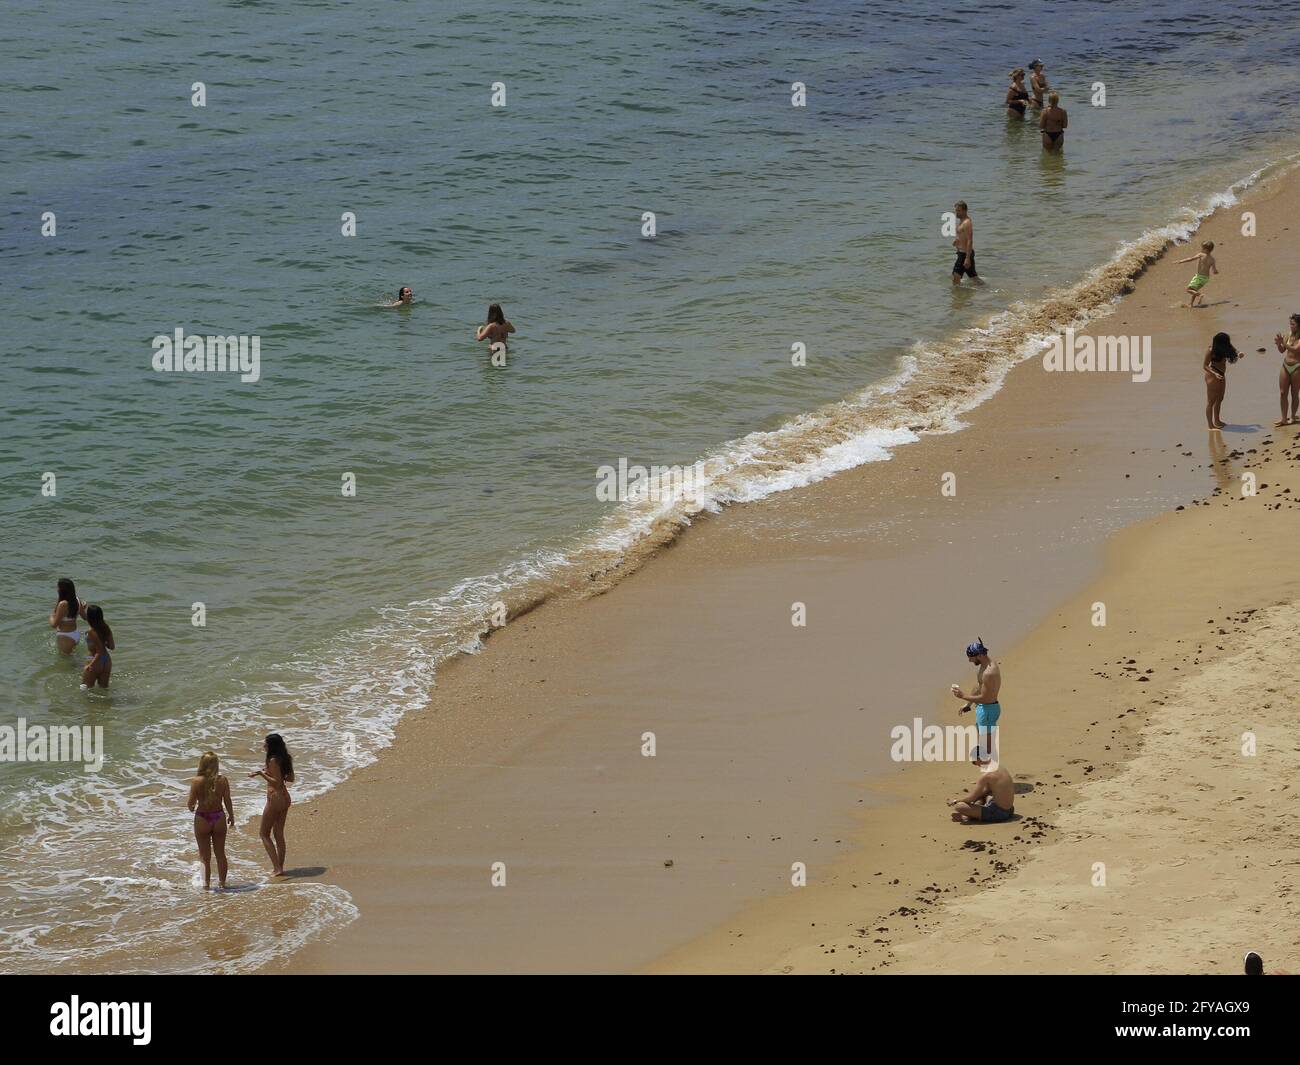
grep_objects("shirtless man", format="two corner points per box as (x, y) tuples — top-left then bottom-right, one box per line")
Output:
(951, 637), (1001, 764)
(951, 202), (980, 285)
(948, 753), (1015, 823)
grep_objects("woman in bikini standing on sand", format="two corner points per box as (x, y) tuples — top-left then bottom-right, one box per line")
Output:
(1203, 331), (1242, 431)
(1273, 313), (1300, 426)
(1005, 69), (1029, 117)
(1039, 92), (1068, 151)
(187, 752), (234, 890)
(250, 733), (294, 877)
(49, 577), (84, 655)
(80, 604), (114, 690)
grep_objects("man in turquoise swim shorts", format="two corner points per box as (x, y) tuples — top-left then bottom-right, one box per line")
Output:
(951, 637), (1002, 765)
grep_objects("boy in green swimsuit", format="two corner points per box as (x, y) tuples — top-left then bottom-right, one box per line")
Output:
(1177, 241), (1217, 307)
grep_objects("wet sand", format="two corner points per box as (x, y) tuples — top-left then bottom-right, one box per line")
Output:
(271, 166), (1300, 974)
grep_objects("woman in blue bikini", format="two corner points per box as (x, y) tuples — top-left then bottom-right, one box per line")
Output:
(80, 604), (115, 690)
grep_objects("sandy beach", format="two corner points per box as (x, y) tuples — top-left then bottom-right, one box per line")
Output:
(266, 165), (1300, 976)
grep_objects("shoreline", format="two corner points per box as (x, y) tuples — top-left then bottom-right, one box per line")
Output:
(263, 164), (1300, 975)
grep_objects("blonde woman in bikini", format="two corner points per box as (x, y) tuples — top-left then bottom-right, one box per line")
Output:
(1005, 69), (1030, 117)
(1274, 313), (1300, 426)
(1039, 92), (1068, 151)
(250, 733), (294, 878)
(187, 751), (234, 889)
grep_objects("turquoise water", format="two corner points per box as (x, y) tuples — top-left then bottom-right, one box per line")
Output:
(4, 0), (1300, 971)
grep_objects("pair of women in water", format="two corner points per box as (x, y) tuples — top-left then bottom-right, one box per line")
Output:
(1006, 64), (1067, 150)
(49, 577), (114, 689)
(384, 290), (517, 349)
(185, 734), (294, 888)
(1203, 315), (1300, 430)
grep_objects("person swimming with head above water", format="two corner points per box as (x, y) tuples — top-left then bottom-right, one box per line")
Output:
(187, 751), (235, 890)
(80, 604), (114, 690)
(49, 577), (85, 655)
(384, 286), (414, 307)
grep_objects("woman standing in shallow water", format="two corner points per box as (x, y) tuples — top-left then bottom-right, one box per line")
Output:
(1039, 92), (1068, 151)
(49, 577), (84, 655)
(187, 752), (234, 889)
(250, 733), (293, 877)
(475, 303), (515, 349)
(1005, 69), (1029, 116)
(80, 605), (114, 690)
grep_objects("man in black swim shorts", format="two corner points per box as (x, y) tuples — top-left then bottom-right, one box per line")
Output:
(951, 201), (980, 284)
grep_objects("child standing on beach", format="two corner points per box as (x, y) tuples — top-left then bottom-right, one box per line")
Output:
(1202, 331), (1241, 431)
(1177, 241), (1217, 307)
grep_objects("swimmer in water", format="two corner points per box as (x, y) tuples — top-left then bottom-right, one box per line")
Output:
(49, 577), (85, 655)
(384, 287), (414, 307)
(1005, 69), (1029, 116)
(1039, 92), (1067, 151)
(1028, 59), (1049, 109)
(80, 604), (114, 689)
(188, 751), (235, 890)
(475, 303), (516, 349)
(250, 733), (294, 878)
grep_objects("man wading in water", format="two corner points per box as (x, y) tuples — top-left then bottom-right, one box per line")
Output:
(951, 201), (981, 285)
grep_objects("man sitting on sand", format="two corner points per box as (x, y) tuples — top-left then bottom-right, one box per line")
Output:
(948, 752), (1015, 823)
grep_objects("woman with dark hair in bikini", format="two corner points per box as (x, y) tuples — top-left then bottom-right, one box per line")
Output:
(250, 733), (294, 877)
(49, 577), (85, 655)
(1039, 92), (1068, 151)
(1005, 69), (1029, 116)
(1273, 313), (1300, 426)
(1203, 332), (1242, 431)
(80, 604), (114, 690)
(475, 303), (516, 350)
(187, 752), (234, 889)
